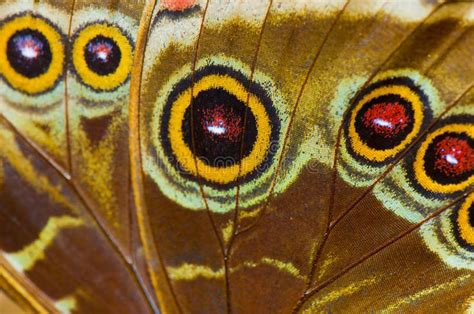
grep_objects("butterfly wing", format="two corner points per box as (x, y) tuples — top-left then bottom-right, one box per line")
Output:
(1, 0), (473, 313)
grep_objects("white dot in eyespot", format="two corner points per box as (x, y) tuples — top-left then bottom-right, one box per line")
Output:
(373, 118), (394, 129)
(445, 154), (459, 166)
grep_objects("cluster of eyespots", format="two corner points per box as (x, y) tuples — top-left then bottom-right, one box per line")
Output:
(0, 14), (64, 95)
(161, 63), (279, 187)
(336, 71), (473, 269)
(345, 76), (431, 164)
(0, 12), (133, 96)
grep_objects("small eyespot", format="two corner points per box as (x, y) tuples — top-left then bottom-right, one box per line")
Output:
(0, 14), (64, 94)
(161, 0), (197, 12)
(453, 193), (474, 251)
(345, 77), (430, 164)
(72, 23), (132, 91)
(161, 64), (279, 187)
(413, 118), (473, 194)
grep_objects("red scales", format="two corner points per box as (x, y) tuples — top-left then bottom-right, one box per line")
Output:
(362, 102), (410, 138)
(88, 41), (114, 63)
(15, 36), (42, 60)
(199, 104), (243, 142)
(434, 136), (474, 178)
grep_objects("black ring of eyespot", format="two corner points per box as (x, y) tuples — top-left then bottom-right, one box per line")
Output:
(83, 35), (121, 76)
(344, 77), (432, 166)
(406, 114), (474, 197)
(7, 29), (52, 78)
(160, 64), (280, 189)
(451, 195), (474, 252)
(0, 13), (65, 95)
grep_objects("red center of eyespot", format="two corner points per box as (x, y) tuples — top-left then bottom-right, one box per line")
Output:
(90, 43), (113, 62)
(362, 102), (410, 138)
(434, 136), (474, 178)
(161, 0), (196, 11)
(200, 104), (242, 142)
(17, 38), (42, 59)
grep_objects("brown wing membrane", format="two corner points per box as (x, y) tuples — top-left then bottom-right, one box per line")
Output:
(0, 117), (151, 312)
(133, 0), (473, 313)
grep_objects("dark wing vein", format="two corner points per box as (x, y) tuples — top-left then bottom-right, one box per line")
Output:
(234, 0), (352, 237)
(226, 1), (274, 312)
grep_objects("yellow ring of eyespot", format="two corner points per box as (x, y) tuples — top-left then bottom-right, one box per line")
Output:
(72, 23), (132, 91)
(168, 74), (272, 184)
(457, 193), (474, 245)
(414, 124), (474, 194)
(0, 15), (64, 94)
(348, 85), (424, 162)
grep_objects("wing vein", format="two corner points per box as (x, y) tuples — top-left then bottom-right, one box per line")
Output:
(226, 1), (274, 312)
(63, 0), (75, 175)
(234, 0), (352, 237)
(292, 3), (448, 310)
(129, 0), (181, 312)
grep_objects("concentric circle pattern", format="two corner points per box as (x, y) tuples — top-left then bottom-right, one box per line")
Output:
(345, 77), (431, 164)
(413, 117), (473, 194)
(72, 23), (132, 91)
(160, 64), (280, 186)
(0, 14), (64, 94)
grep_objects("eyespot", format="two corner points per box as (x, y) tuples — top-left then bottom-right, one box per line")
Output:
(72, 23), (132, 91)
(144, 55), (289, 211)
(453, 193), (474, 251)
(413, 119), (473, 194)
(161, 63), (279, 187)
(0, 14), (64, 94)
(345, 76), (430, 164)
(161, 0), (197, 12)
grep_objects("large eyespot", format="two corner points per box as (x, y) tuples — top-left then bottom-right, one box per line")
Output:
(346, 76), (430, 164)
(0, 14), (64, 94)
(161, 64), (279, 186)
(72, 23), (132, 91)
(144, 56), (288, 211)
(453, 193), (474, 251)
(413, 119), (473, 194)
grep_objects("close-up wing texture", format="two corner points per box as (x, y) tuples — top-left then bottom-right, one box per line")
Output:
(0, 0), (473, 313)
